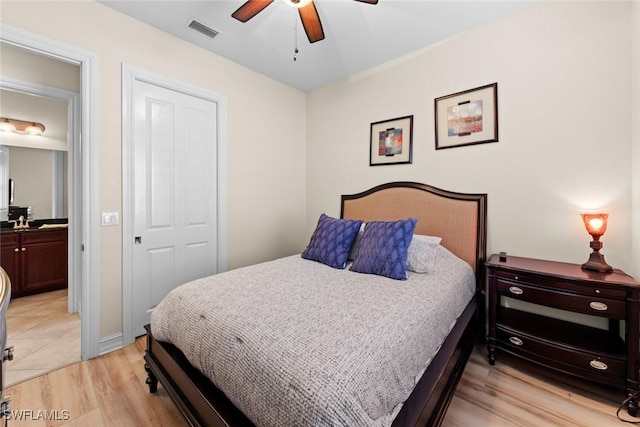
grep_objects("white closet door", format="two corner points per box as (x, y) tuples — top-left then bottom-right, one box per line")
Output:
(131, 79), (218, 337)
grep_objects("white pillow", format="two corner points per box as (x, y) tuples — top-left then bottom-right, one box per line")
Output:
(406, 234), (442, 273)
(347, 223), (365, 261)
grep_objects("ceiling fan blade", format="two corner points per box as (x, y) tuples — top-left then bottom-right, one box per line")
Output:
(352, 0), (378, 4)
(232, 0), (275, 23)
(298, 1), (325, 43)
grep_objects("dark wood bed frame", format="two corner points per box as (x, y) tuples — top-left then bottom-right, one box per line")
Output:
(144, 181), (487, 427)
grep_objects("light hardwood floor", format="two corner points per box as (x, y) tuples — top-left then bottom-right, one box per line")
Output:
(3, 338), (636, 426)
(443, 350), (631, 426)
(5, 289), (80, 386)
(4, 337), (185, 427)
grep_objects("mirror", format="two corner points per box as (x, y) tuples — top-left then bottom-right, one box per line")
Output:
(3, 145), (67, 221)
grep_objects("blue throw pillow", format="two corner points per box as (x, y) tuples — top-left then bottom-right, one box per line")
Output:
(350, 218), (417, 280)
(302, 214), (363, 269)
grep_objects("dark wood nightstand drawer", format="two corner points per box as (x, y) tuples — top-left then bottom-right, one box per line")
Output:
(496, 279), (626, 319)
(494, 269), (627, 299)
(487, 254), (640, 414)
(496, 327), (626, 384)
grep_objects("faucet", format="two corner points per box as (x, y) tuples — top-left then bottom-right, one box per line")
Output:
(12, 216), (29, 230)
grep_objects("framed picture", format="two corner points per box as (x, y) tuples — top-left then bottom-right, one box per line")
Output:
(434, 83), (498, 150)
(369, 115), (413, 166)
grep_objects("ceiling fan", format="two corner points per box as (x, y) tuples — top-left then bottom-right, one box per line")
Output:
(232, 0), (379, 44)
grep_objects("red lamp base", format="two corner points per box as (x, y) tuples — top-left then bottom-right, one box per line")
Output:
(581, 252), (613, 273)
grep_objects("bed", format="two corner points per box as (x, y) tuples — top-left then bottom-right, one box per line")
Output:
(143, 181), (487, 427)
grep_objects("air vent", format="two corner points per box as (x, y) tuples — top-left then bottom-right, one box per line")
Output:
(188, 19), (220, 39)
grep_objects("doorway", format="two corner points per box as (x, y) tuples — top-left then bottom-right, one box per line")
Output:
(0, 73), (79, 311)
(0, 25), (100, 360)
(0, 53), (81, 386)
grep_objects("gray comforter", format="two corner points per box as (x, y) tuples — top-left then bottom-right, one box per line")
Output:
(150, 245), (475, 427)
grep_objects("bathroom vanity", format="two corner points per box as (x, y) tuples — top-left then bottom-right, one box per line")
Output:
(0, 223), (67, 298)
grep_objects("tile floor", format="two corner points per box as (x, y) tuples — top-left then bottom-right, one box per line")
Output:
(4, 289), (81, 386)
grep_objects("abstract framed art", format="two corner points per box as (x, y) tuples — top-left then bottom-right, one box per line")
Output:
(369, 115), (413, 166)
(435, 83), (498, 150)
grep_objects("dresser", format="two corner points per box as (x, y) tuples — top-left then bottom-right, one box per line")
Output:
(486, 254), (640, 415)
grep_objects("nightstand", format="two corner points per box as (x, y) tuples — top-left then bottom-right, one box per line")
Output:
(486, 254), (640, 416)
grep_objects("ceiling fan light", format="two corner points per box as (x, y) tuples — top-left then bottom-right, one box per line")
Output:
(283, 0), (313, 8)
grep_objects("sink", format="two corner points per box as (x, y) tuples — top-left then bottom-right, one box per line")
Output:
(37, 223), (68, 229)
(0, 219), (67, 230)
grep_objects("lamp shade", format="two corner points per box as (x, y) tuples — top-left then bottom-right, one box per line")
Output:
(580, 212), (612, 272)
(581, 213), (608, 238)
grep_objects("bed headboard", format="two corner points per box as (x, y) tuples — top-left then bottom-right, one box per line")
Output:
(341, 181), (487, 288)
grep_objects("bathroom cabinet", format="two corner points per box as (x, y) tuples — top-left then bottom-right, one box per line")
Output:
(0, 229), (67, 298)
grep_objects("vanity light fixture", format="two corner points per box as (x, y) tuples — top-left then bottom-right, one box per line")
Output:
(580, 213), (613, 273)
(0, 117), (45, 135)
(24, 122), (45, 135)
(0, 118), (16, 133)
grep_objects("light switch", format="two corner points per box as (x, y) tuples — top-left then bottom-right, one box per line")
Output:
(102, 212), (119, 226)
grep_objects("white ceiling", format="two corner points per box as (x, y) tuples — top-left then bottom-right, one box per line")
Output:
(100, 0), (534, 92)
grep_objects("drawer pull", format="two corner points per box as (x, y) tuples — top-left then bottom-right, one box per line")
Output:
(589, 360), (608, 371)
(509, 286), (524, 295)
(509, 336), (524, 346)
(589, 301), (608, 311)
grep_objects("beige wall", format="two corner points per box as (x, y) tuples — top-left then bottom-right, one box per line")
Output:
(2, 1), (637, 343)
(0, 1), (307, 338)
(0, 44), (76, 151)
(0, 42), (80, 92)
(307, 2), (637, 274)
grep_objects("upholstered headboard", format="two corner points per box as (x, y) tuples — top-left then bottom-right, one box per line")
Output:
(341, 182), (487, 287)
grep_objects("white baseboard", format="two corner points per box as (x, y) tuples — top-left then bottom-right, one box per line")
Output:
(98, 332), (123, 356)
